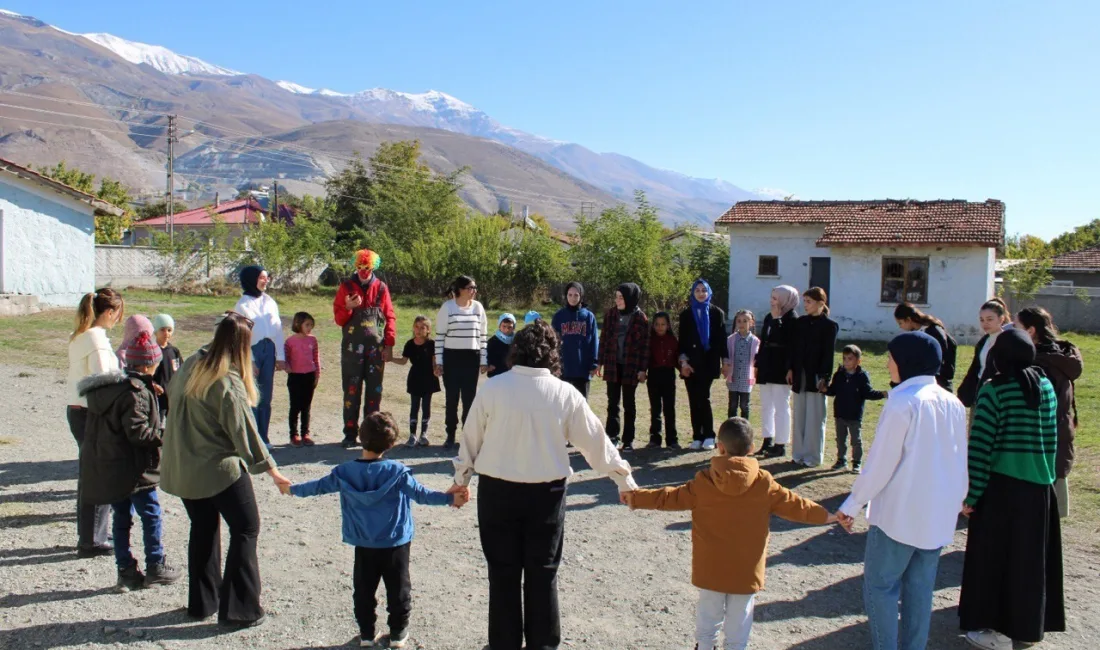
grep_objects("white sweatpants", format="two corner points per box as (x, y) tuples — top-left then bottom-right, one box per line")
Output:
(696, 588), (755, 650)
(758, 383), (792, 445)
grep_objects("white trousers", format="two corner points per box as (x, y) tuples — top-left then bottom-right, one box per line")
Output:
(758, 383), (792, 445)
(696, 588), (755, 650)
(791, 390), (827, 466)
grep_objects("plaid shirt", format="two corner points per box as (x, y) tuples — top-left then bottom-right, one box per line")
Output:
(598, 307), (650, 385)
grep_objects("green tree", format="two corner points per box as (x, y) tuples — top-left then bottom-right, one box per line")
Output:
(1004, 233), (1051, 259)
(37, 161), (134, 244)
(1049, 219), (1100, 255)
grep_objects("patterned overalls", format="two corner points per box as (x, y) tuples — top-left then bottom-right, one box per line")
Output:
(341, 279), (386, 439)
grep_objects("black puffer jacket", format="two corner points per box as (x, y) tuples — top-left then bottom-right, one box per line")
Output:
(78, 370), (162, 505)
(790, 313), (839, 394)
(755, 310), (798, 385)
(957, 334), (995, 408)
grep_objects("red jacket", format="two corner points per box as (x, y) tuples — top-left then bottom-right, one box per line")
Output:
(649, 332), (679, 369)
(333, 275), (397, 347)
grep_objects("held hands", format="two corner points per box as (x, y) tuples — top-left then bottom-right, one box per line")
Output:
(480, 365), (489, 375)
(961, 502), (974, 518)
(681, 362), (694, 378)
(817, 379), (828, 394)
(276, 360), (287, 372)
(383, 346), (394, 363)
(834, 511), (855, 534)
(434, 365), (444, 378)
(785, 369), (794, 385)
(619, 491), (636, 509)
(446, 483), (471, 508)
(152, 383), (165, 396)
(595, 365), (603, 378)
(637, 371), (647, 383)
(269, 469), (292, 494)
(487, 365), (496, 374)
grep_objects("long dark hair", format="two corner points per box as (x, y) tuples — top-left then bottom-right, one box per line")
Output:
(446, 275), (475, 299)
(1016, 307), (1059, 345)
(981, 297), (1010, 323)
(803, 287), (830, 316)
(894, 302), (945, 329)
(508, 319), (561, 375)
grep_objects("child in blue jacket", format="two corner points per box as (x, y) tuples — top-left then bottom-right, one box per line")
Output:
(551, 281), (599, 398)
(282, 412), (468, 648)
(824, 345), (887, 473)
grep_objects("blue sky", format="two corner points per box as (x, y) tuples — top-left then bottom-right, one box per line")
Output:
(12, 0), (1100, 238)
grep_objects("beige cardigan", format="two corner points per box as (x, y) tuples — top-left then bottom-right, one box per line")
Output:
(68, 327), (120, 407)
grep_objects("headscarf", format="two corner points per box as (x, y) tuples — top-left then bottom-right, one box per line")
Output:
(771, 285), (800, 317)
(989, 328), (1044, 409)
(495, 313), (516, 344)
(240, 265), (265, 298)
(116, 315), (155, 365)
(151, 314), (175, 332)
(564, 281), (585, 309)
(887, 331), (942, 384)
(689, 279), (713, 351)
(354, 249), (381, 282)
(524, 310), (541, 325)
(617, 282), (641, 315)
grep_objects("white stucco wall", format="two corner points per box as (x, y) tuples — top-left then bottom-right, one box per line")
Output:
(726, 224), (995, 343)
(0, 177), (96, 306)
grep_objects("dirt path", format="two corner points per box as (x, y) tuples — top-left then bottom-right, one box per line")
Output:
(1, 363), (1098, 649)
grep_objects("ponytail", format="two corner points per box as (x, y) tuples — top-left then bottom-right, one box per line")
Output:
(894, 302), (945, 329)
(448, 275), (475, 300)
(71, 288), (125, 341)
(1016, 307), (1059, 345)
(981, 297), (1010, 324)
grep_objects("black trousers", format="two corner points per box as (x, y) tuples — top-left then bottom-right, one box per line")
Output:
(354, 543), (412, 638)
(443, 349), (480, 440)
(646, 367), (678, 445)
(728, 391), (750, 420)
(684, 375), (716, 442)
(181, 473), (263, 623)
(478, 475), (566, 650)
(564, 378), (589, 399)
(409, 394), (433, 434)
(66, 406), (110, 549)
(287, 372), (316, 436)
(605, 368), (637, 445)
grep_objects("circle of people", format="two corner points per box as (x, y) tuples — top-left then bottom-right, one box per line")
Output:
(65, 246), (1077, 650)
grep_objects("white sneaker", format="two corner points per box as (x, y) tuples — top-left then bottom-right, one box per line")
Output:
(360, 633), (382, 647)
(965, 630), (1013, 650)
(405, 434), (417, 448)
(389, 629), (410, 648)
(702, 438), (716, 450)
(689, 440), (703, 450)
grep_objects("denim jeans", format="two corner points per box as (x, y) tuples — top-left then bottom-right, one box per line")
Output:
(111, 488), (165, 569)
(251, 339), (276, 444)
(863, 525), (941, 650)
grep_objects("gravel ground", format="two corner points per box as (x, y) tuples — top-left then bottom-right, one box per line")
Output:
(2, 363), (1099, 650)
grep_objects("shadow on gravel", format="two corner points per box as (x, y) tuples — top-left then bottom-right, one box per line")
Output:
(0, 586), (116, 608)
(0, 511), (74, 529)
(0, 545), (76, 568)
(0, 608), (229, 649)
(782, 605), (964, 649)
(0, 489), (76, 505)
(0, 460), (78, 486)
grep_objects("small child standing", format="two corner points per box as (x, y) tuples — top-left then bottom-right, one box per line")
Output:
(282, 412), (468, 648)
(725, 310), (760, 421)
(285, 312), (321, 447)
(646, 312), (679, 449)
(627, 418), (835, 650)
(78, 331), (181, 591)
(151, 314), (181, 419)
(486, 313), (516, 378)
(825, 344), (886, 473)
(392, 316), (440, 447)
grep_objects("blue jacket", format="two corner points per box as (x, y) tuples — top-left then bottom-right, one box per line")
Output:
(825, 366), (887, 421)
(290, 458), (452, 548)
(552, 305), (599, 380)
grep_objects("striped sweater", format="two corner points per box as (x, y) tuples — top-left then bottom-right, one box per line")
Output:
(966, 377), (1058, 506)
(435, 299), (488, 365)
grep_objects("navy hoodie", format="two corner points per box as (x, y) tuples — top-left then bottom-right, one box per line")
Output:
(825, 366), (886, 421)
(552, 303), (599, 380)
(290, 458), (452, 548)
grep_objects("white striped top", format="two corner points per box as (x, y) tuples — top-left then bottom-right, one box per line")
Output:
(435, 299), (488, 365)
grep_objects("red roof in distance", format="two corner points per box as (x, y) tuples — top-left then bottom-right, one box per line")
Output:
(137, 198), (264, 226)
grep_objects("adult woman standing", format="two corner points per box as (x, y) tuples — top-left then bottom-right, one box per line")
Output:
(1016, 307), (1083, 519)
(957, 298), (1012, 409)
(233, 265), (284, 448)
(754, 285), (799, 458)
(161, 312), (290, 627)
(959, 328), (1064, 649)
(893, 303), (957, 390)
(597, 283), (650, 450)
(789, 287), (838, 467)
(434, 275), (488, 450)
(454, 320), (637, 650)
(678, 279), (728, 451)
(67, 288), (125, 557)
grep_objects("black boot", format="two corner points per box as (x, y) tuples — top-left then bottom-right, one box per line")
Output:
(754, 438), (773, 457)
(765, 443), (786, 458)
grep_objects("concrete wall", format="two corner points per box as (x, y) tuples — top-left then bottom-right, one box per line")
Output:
(726, 224), (996, 343)
(95, 245), (325, 290)
(1049, 270), (1100, 288)
(1006, 286), (1100, 333)
(0, 177), (95, 306)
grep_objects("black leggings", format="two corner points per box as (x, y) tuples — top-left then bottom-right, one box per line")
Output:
(409, 394), (433, 435)
(443, 349), (481, 440)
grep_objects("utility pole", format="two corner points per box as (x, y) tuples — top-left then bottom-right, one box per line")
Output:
(166, 115), (178, 243)
(272, 180), (278, 222)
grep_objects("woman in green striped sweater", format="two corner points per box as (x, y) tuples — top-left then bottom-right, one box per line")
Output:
(958, 328), (1065, 650)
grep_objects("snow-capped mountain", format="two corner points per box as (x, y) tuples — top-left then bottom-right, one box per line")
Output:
(77, 31), (241, 76)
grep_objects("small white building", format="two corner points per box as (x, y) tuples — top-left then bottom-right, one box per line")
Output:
(0, 158), (125, 307)
(716, 199), (1005, 343)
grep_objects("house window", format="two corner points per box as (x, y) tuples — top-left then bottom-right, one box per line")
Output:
(758, 255), (779, 276)
(881, 257), (929, 304)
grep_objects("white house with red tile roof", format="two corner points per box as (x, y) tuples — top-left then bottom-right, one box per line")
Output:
(716, 199), (1005, 342)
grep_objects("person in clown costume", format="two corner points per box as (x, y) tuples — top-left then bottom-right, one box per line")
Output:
(333, 249), (398, 449)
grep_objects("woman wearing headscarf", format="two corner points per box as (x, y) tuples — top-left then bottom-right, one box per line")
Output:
(333, 249), (397, 449)
(233, 265), (284, 448)
(678, 279), (728, 450)
(838, 332), (968, 650)
(788, 287), (838, 467)
(753, 285), (799, 458)
(597, 283), (650, 450)
(959, 328), (1064, 650)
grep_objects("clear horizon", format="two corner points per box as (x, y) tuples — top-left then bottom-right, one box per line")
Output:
(5, 0), (1098, 240)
